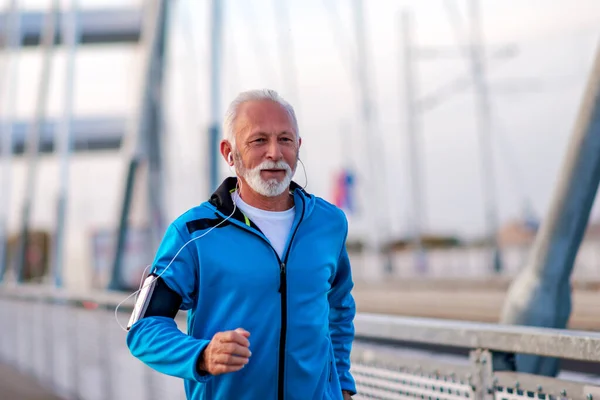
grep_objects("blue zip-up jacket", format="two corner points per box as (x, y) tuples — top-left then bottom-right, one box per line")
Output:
(126, 177), (357, 399)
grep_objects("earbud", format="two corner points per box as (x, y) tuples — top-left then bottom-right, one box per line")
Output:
(227, 152), (233, 165)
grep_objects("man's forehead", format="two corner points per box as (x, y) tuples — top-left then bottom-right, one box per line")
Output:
(235, 100), (294, 129)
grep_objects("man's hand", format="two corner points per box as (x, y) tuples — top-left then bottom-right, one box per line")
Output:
(342, 390), (353, 399)
(198, 328), (251, 375)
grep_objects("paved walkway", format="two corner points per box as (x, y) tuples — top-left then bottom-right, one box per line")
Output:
(353, 280), (600, 331)
(0, 363), (63, 400)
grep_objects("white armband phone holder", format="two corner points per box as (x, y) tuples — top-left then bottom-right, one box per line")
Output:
(126, 274), (158, 330)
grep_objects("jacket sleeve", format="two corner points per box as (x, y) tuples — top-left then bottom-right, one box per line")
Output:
(328, 217), (357, 395)
(126, 222), (213, 383)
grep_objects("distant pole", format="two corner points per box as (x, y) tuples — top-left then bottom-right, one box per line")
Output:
(273, 0), (300, 108)
(52, 0), (80, 288)
(109, 159), (139, 290)
(146, 0), (169, 252)
(468, 0), (502, 273)
(110, 0), (169, 290)
(15, 0), (59, 283)
(352, 0), (390, 275)
(208, 0), (223, 192)
(499, 42), (600, 376)
(0, 0), (21, 282)
(400, 10), (427, 273)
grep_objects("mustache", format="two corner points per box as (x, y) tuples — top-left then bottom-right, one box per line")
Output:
(256, 160), (292, 173)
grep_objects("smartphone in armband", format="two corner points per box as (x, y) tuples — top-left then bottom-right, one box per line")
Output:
(127, 274), (158, 330)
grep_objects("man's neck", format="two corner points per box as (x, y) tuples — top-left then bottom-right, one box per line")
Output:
(238, 179), (294, 212)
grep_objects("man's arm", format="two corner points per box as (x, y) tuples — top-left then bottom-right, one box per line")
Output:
(127, 316), (212, 381)
(328, 218), (357, 396)
(126, 222), (213, 382)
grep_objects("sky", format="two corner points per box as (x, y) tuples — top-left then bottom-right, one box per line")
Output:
(1, 0), (600, 243)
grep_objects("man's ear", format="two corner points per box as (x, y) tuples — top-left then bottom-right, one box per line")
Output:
(220, 140), (233, 165)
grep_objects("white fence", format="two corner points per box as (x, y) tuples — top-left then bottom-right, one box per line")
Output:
(0, 289), (186, 400)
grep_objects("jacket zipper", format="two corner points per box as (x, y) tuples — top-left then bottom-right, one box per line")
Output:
(224, 195), (305, 400)
(276, 196), (304, 400)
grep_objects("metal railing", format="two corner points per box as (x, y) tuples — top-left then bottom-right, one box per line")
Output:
(0, 285), (599, 400)
(352, 314), (600, 400)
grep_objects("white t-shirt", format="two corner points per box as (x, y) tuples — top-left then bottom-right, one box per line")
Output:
(232, 192), (296, 259)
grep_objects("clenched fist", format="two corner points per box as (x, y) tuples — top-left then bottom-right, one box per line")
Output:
(197, 328), (252, 375)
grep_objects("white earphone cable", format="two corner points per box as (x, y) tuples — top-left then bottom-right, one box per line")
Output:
(114, 186), (239, 332)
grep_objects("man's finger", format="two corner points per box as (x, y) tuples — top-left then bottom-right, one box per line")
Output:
(235, 328), (251, 338)
(221, 331), (251, 347)
(215, 353), (249, 366)
(220, 343), (252, 358)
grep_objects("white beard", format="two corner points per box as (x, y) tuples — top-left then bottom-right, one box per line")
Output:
(237, 158), (295, 197)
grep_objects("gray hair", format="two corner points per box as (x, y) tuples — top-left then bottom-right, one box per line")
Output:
(222, 89), (299, 148)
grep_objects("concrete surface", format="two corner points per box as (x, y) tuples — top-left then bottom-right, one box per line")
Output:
(353, 280), (600, 331)
(0, 363), (63, 400)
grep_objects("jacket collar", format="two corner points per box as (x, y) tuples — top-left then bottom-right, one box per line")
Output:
(209, 177), (307, 222)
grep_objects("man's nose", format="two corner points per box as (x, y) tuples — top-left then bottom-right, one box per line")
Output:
(265, 139), (283, 160)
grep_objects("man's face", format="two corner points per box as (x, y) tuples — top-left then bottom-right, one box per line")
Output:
(232, 100), (300, 197)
